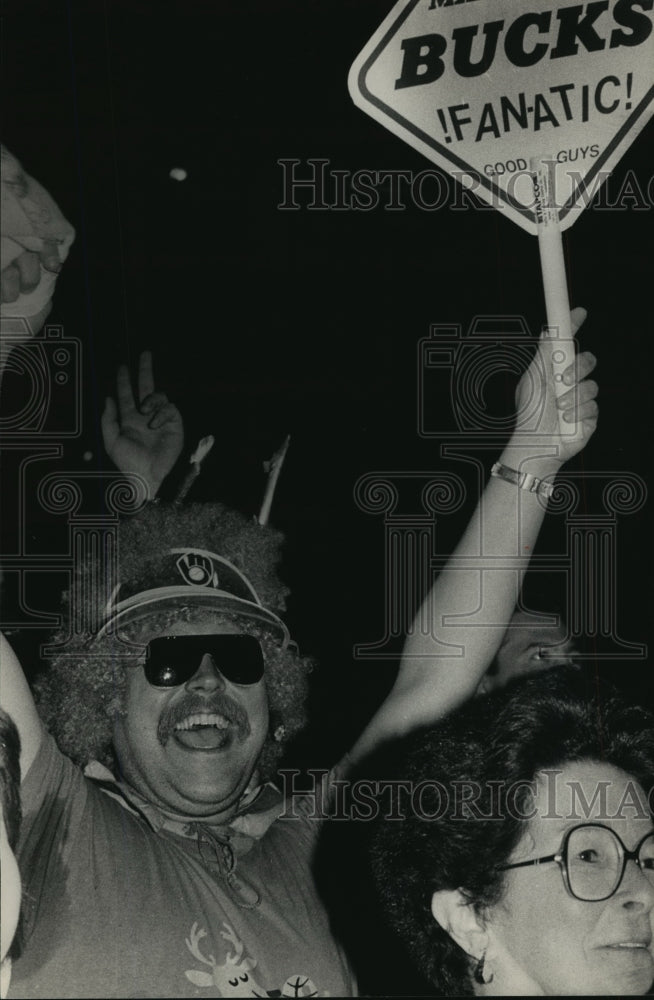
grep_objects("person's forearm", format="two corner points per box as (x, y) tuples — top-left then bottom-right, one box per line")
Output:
(0, 632), (45, 777)
(343, 316), (597, 769)
(402, 441), (561, 668)
(347, 441), (561, 765)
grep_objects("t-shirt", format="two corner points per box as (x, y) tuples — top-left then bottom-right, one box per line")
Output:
(10, 733), (355, 999)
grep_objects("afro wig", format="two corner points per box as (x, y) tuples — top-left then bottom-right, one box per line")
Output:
(33, 502), (313, 781)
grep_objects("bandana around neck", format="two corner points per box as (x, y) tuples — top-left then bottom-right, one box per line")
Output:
(84, 758), (284, 841)
(83, 759), (285, 907)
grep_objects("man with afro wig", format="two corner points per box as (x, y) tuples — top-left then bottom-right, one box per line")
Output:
(2, 307), (599, 997)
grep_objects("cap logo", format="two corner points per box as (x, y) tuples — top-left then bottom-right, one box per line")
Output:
(176, 552), (220, 588)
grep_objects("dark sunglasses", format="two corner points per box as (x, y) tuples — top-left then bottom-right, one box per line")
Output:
(143, 634), (265, 688)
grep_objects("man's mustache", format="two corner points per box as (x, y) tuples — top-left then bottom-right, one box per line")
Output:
(157, 693), (251, 747)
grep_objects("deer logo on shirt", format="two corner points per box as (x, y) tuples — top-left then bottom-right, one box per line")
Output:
(184, 921), (321, 997)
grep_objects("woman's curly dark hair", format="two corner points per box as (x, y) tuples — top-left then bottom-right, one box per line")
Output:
(370, 669), (654, 996)
(32, 502), (313, 781)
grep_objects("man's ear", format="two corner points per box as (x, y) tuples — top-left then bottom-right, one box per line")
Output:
(431, 888), (487, 960)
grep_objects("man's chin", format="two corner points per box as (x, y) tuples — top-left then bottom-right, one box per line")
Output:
(160, 748), (261, 818)
(162, 781), (250, 821)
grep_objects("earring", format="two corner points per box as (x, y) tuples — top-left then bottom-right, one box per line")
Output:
(473, 951), (494, 986)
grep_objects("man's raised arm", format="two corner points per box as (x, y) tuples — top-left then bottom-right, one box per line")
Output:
(0, 632), (45, 778)
(347, 309), (598, 767)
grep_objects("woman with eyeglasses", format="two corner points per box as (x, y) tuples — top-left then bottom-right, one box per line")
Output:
(370, 668), (654, 996)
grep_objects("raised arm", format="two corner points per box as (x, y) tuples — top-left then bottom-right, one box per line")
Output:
(101, 351), (184, 499)
(348, 309), (598, 766)
(0, 632), (45, 779)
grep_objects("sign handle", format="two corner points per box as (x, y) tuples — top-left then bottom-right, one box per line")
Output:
(530, 156), (579, 442)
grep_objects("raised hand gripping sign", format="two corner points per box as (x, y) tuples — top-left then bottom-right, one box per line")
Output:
(348, 0), (654, 436)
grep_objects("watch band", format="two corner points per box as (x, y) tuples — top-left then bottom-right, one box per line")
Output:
(490, 461), (555, 500)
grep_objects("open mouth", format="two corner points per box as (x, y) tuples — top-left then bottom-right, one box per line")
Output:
(601, 942), (652, 957)
(172, 713), (233, 750)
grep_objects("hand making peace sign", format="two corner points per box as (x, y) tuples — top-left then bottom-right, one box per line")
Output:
(101, 351), (184, 499)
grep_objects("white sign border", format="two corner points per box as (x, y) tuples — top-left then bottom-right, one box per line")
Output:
(348, 0), (654, 234)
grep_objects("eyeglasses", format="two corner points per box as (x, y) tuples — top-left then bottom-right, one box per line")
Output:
(500, 823), (654, 902)
(143, 634), (265, 688)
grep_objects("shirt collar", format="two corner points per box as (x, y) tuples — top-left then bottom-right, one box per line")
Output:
(83, 759), (284, 849)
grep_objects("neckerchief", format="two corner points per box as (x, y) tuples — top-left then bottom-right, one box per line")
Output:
(84, 760), (285, 907)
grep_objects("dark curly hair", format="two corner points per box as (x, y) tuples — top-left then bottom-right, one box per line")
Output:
(32, 502), (313, 782)
(370, 669), (654, 996)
